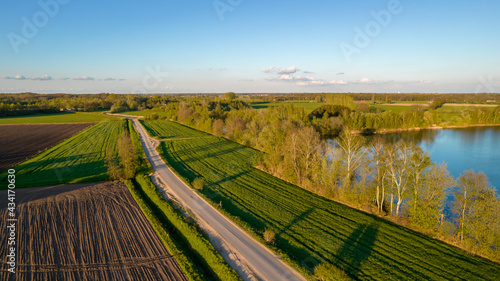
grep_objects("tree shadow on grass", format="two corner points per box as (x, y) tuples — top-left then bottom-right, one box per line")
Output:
(177, 144), (246, 166)
(1, 153), (106, 188)
(337, 224), (379, 280)
(277, 208), (315, 237)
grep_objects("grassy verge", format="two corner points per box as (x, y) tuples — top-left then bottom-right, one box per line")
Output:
(127, 119), (153, 173)
(0, 120), (127, 188)
(154, 132), (500, 280)
(0, 112), (120, 124)
(126, 174), (241, 281)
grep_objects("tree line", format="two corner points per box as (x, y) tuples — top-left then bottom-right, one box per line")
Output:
(0, 93), (177, 116)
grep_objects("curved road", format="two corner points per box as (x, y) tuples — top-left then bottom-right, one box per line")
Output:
(130, 118), (306, 281)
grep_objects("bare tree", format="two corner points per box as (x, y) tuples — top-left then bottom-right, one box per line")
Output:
(454, 170), (490, 241)
(369, 136), (387, 213)
(284, 126), (322, 186)
(337, 127), (366, 188)
(409, 146), (432, 216)
(386, 140), (413, 217)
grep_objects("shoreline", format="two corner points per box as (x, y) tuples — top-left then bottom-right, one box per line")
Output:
(354, 123), (500, 135)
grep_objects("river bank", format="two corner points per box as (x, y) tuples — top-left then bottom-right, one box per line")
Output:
(353, 123), (500, 135)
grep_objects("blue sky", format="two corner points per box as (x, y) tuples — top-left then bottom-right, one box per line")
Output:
(1, 0), (499, 94)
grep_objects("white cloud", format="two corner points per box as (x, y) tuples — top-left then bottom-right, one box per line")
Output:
(262, 66), (300, 74)
(278, 66), (300, 75)
(273, 74), (348, 86)
(102, 77), (126, 81)
(360, 77), (372, 83)
(73, 76), (95, 81)
(30, 75), (52, 81)
(263, 65), (348, 86)
(336, 72), (345, 75)
(262, 67), (277, 73)
(329, 80), (348, 85)
(1, 75), (27, 80)
(1, 75), (53, 81)
(278, 74), (294, 80)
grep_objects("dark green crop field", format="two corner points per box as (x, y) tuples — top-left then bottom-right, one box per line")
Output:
(1, 120), (127, 188)
(157, 135), (500, 280)
(140, 120), (210, 139)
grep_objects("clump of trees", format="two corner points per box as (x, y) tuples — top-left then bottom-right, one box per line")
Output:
(309, 104), (351, 119)
(106, 130), (140, 180)
(223, 92), (237, 100)
(263, 228), (276, 244)
(314, 262), (351, 281)
(192, 178), (205, 190)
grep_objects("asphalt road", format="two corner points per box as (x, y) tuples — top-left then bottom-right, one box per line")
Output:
(130, 118), (306, 281)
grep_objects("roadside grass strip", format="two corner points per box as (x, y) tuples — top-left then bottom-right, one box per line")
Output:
(126, 175), (242, 281)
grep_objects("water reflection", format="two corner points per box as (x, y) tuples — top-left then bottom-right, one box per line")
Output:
(371, 127), (500, 191)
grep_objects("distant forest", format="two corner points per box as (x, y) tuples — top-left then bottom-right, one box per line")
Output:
(0, 92), (499, 117)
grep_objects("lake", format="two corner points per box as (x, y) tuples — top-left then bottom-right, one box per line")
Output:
(375, 126), (500, 192)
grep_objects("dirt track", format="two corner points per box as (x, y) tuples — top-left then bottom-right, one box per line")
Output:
(0, 123), (94, 172)
(0, 182), (187, 281)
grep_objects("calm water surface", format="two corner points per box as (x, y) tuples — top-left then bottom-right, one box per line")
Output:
(376, 126), (500, 191)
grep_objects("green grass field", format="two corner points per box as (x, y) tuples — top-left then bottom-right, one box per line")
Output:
(251, 101), (324, 112)
(0, 112), (120, 124)
(140, 120), (210, 139)
(155, 134), (500, 280)
(370, 105), (414, 113)
(120, 110), (172, 117)
(0, 120), (127, 188)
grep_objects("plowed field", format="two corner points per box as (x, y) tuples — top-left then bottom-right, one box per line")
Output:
(0, 123), (93, 172)
(0, 182), (187, 281)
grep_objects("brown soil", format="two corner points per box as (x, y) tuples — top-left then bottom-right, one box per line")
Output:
(0, 123), (94, 172)
(0, 182), (187, 281)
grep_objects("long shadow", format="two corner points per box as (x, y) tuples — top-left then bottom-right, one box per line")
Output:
(173, 143), (247, 166)
(277, 208), (315, 237)
(337, 224), (379, 280)
(0, 157), (106, 189)
(206, 171), (250, 188)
